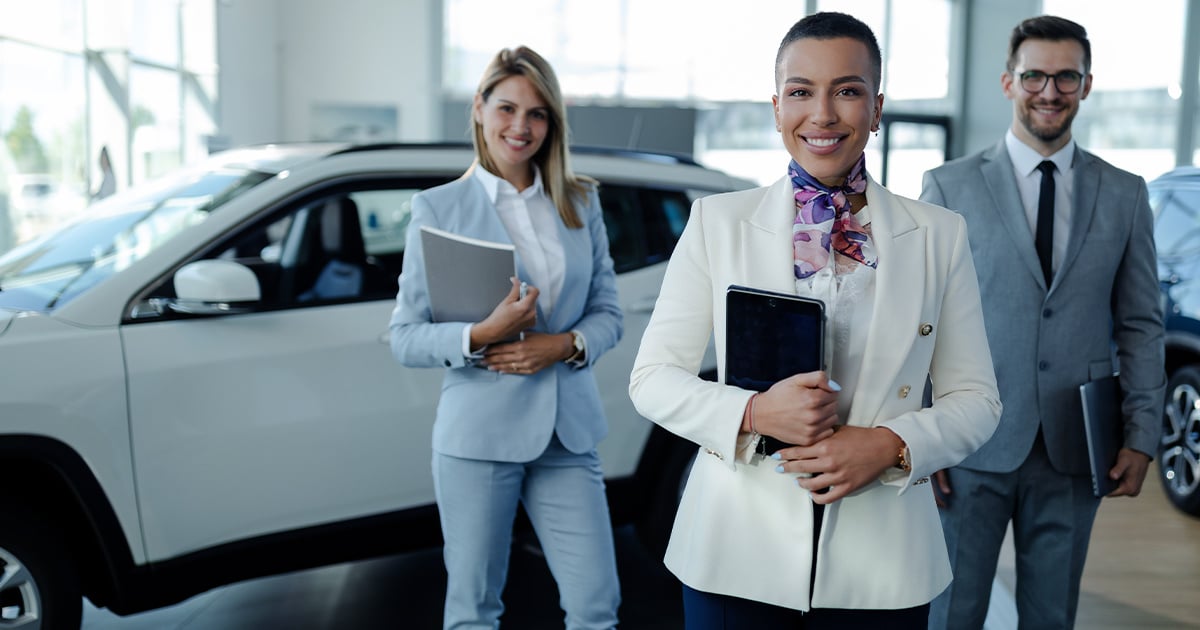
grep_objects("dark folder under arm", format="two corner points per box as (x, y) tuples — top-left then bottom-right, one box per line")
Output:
(1079, 374), (1124, 497)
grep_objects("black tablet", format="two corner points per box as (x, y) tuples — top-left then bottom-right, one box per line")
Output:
(724, 285), (825, 393)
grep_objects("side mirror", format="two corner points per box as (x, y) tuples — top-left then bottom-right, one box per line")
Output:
(169, 260), (261, 315)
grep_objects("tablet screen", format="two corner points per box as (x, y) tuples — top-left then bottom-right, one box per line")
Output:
(725, 285), (825, 392)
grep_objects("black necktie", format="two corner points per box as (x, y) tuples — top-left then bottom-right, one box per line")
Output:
(1035, 160), (1056, 286)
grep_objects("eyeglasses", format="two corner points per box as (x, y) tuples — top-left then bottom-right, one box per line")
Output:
(1015, 70), (1084, 94)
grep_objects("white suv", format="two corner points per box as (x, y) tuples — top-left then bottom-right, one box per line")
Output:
(0, 143), (752, 628)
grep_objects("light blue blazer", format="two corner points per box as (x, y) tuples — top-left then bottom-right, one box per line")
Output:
(389, 169), (623, 463)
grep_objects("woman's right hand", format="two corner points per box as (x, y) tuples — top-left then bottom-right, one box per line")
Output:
(751, 371), (840, 446)
(469, 277), (539, 349)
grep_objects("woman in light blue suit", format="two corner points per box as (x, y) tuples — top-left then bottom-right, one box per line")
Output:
(389, 46), (623, 630)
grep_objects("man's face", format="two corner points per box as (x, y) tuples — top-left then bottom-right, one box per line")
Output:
(1002, 38), (1092, 154)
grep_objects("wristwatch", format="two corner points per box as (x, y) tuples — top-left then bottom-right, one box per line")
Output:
(567, 330), (586, 364)
(895, 442), (912, 473)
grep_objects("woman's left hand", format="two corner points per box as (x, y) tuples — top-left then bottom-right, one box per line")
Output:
(483, 332), (571, 375)
(774, 426), (904, 504)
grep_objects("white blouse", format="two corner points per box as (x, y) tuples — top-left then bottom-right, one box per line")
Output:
(794, 206), (877, 424)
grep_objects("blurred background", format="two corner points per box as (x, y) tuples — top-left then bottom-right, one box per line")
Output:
(0, 0), (1196, 254)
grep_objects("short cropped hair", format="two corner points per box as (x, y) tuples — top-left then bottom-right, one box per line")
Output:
(1006, 15), (1092, 73)
(775, 12), (882, 93)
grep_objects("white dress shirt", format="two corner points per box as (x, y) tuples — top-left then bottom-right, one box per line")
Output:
(1005, 129), (1075, 278)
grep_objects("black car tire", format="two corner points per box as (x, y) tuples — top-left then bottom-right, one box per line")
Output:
(635, 441), (695, 558)
(1159, 365), (1200, 516)
(0, 504), (82, 630)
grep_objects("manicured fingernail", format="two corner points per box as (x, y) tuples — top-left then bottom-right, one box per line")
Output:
(775, 465), (785, 473)
(770, 452), (782, 460)
(828, 379), (842, 391)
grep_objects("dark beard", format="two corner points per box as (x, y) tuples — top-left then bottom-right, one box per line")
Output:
(1019, 101), (1076, 143)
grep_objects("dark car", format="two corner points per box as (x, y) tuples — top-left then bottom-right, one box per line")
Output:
(1148, 166), (1200, 516)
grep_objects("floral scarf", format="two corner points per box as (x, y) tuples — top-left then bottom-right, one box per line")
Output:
(789, 155), (877, 279)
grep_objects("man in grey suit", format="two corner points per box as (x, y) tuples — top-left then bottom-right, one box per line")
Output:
(921, 15), (1165, 630)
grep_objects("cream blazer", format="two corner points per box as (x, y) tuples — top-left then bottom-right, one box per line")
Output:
(628, 175), (1001, 611)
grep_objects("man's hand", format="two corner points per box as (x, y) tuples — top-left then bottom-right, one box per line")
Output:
(1107, 448), (1152, 497)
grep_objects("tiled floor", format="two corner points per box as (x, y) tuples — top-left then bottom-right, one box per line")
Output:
(81, 464), (1200, 629)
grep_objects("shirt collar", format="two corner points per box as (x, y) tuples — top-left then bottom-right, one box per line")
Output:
(471, 161), (545, 204)
(1005, 128), (1075, 177)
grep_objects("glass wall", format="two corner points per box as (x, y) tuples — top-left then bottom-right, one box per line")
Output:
(1043, 0), (1187, 182)
(0, 0), (215, 253)
(445, 0), (954, 186)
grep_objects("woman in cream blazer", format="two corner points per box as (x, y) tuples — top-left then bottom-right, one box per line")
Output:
(629, 12), (1000, 626)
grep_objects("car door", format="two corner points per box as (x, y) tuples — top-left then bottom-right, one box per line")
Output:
(120, 180), (447, 561)
(593, 183), (719, 477)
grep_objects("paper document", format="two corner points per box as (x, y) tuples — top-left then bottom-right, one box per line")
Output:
(419, 225), (516, 323)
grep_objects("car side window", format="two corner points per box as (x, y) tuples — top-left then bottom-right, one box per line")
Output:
(126, 180), (447, 321)
(1152, 188), (1200, 263)
(599, 184), (694, 273)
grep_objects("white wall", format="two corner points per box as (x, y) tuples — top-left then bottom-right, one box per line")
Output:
(217, 0), (442, 149)
(217, 0), (282, 147)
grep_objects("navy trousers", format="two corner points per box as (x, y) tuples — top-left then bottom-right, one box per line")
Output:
(683, 585), (929, 629)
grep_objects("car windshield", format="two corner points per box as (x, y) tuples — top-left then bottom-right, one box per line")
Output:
(0, 166), (276, 312)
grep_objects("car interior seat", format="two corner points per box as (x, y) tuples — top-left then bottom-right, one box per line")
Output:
(297, 196), (382, 301)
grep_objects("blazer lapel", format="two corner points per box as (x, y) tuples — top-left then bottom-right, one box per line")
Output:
(741, 177), (801, 295)
(546, 213), (589, 332)
(1054, 147), (1100, 292)
(849, 178), (926, 425)
(981, 143), (1047, 290)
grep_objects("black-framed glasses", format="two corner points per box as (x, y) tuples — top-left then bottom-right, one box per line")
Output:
(1016, 70), (1084, 94)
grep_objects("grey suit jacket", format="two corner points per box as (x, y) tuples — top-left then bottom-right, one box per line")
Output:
(921, 141), (1165, 475)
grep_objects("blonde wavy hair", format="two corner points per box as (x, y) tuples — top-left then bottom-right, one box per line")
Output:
(471, 46), (593, 229)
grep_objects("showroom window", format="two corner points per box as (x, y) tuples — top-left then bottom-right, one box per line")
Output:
(446, 0), (953, 189)
(0, 0), (216, 254)
(1042, 0), (1188, 181)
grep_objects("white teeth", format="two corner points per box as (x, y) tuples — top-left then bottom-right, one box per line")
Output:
(504, 137), (529, 148)
(806, 137), (840, 147)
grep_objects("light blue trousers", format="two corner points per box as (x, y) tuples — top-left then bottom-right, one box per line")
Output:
(432, 434), (621, 630)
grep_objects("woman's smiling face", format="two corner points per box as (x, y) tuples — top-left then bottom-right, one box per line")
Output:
(772, 37), (883, 187)
(473, 74), (550, 185)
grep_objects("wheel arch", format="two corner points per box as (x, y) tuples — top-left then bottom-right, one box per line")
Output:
(1165, 330), (1200, 377)
(0, 435), (138, 611)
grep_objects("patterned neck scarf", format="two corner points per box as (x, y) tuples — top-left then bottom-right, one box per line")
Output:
(790, 155), (877, 279)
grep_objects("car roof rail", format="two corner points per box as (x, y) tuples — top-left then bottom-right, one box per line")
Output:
(329, 142), (473, 156)
(327, 142), (701, 167)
